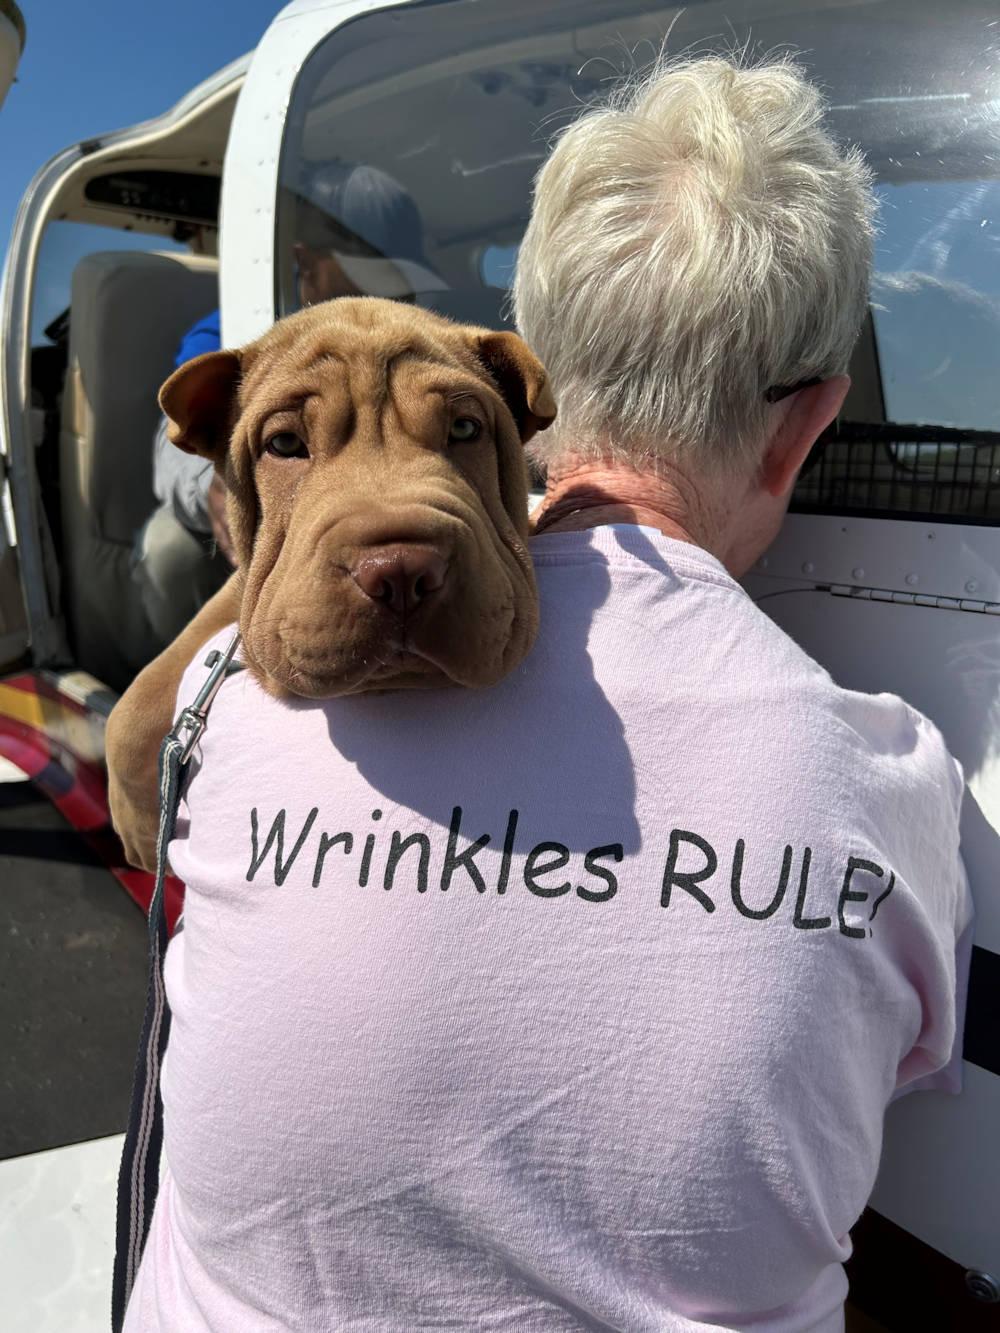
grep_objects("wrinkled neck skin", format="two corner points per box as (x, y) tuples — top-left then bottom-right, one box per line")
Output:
(533, 457), (705, 541)
(533, 450), (773, 577)
(536, 450), (746, 559)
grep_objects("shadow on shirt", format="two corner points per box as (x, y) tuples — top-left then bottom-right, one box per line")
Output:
(318, 530), (678, 861)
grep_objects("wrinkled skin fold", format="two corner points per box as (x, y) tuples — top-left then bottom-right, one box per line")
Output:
(106, 298), (556, 870)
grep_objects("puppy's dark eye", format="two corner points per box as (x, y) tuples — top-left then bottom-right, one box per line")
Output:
(266, 432), (309, 458)
(448, 417), (481, 443)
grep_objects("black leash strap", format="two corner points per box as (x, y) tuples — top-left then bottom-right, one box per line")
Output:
(112, 632), (242, 1331)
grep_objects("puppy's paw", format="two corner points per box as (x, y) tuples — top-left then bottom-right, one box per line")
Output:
(108, 773), (161, 874)
(106, 692), (166, 874)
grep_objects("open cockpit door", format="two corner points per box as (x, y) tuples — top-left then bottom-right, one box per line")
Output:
(0, 54), (247, 682)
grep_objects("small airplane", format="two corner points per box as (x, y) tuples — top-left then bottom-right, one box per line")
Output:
(0, 2), (997, 1329)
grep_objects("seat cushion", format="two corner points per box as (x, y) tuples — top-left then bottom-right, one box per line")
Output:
(59, 249), (219, 688)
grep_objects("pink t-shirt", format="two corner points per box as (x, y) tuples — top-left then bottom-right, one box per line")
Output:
(125, 527), (971, 1333)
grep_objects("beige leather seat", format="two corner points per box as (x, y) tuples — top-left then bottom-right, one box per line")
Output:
(60, 250), (219, 690)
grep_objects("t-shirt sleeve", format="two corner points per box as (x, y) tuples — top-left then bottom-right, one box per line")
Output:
(892, 752), (975, 1099)
(896, 865), (974, 1098)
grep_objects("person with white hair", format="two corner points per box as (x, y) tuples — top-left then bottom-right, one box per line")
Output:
(121, 57), (971, 1333)
(515, 56), (872, 559)
(506, 55), (972, 1325)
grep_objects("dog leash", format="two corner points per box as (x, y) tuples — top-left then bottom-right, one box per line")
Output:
(112, 630), (243, 1332)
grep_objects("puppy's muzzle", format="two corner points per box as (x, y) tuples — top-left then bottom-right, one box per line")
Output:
(349, 544), (450, 620)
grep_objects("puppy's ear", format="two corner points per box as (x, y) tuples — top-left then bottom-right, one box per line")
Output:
(159, 349), (242, 461)
(475, 332), (557, 443)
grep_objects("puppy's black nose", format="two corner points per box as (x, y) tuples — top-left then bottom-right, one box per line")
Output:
(350, 544), (449, 617)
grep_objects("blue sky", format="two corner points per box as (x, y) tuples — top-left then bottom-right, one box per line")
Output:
(0, 0), (283, 264)
(3, 0), (999, 431)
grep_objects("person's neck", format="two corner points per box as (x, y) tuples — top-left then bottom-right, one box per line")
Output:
(531, 456), (723, 556)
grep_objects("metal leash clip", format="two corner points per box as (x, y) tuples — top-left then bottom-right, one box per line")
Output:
(169, 630), (243, 764)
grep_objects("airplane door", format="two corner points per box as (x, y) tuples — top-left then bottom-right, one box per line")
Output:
(746, 513), (1000, 1311)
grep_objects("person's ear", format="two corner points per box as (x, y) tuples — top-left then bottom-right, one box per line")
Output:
(159, 349), (242, 463)
(474, 331), (558, 443)
(761, 374), (849, 498)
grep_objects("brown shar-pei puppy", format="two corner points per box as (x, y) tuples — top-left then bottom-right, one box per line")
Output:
(106, 298), (556, 871)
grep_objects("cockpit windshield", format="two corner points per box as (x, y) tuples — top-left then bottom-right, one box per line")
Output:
(276, 0), (1000, 521)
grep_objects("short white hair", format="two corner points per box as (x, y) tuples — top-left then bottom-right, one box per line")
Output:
(513, 56), (876, 474)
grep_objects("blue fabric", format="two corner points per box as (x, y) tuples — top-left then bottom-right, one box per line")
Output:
(174, 310), (221, 368)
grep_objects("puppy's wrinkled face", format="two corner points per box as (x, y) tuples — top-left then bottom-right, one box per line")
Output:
(159, 299), (556, 697)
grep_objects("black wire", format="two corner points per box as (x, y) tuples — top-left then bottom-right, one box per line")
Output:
(752, 585), (831, 604)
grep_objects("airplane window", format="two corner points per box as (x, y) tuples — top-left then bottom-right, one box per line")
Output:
(276, 0), (1000, 522)
(32, 221), (186, 346)
(872, 180), (1000, 432)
